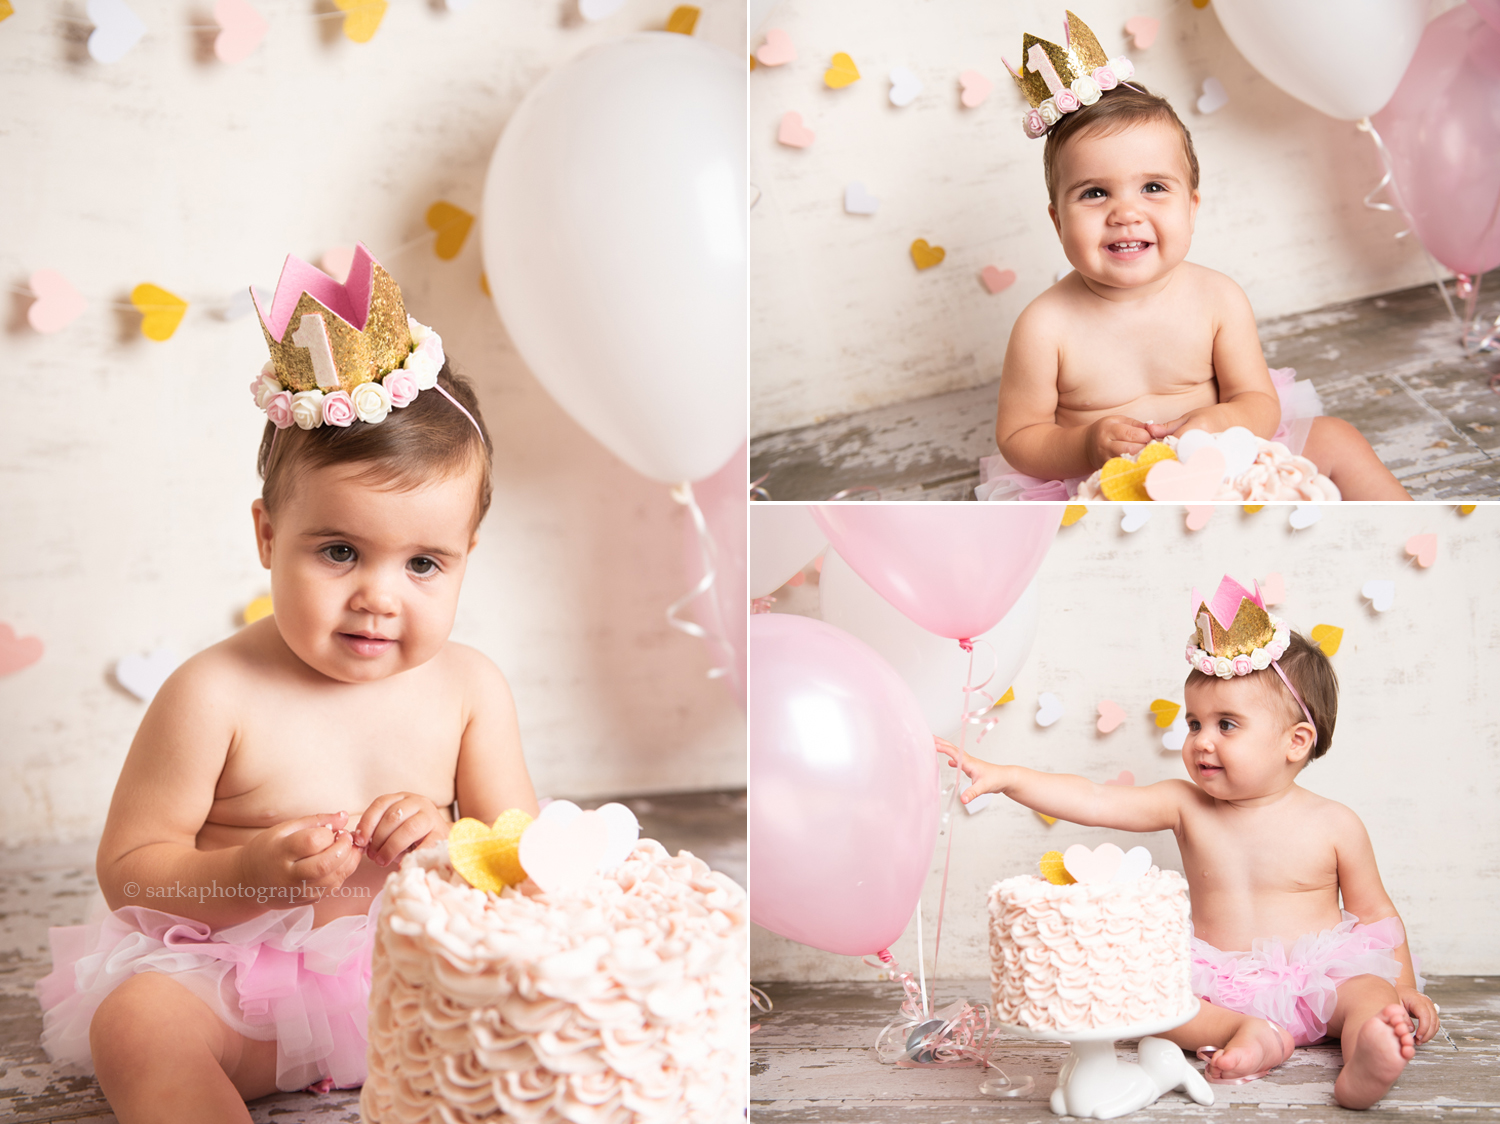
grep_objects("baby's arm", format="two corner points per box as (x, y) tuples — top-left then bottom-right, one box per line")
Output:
(935, 738), (1189, 834)
(96, 656), (360, 926)
(1148, 277), (1281, 440)
(1332, 804), (1439, 1045)
(995, 302), (1151, 479)
(454, 647), (538, 823)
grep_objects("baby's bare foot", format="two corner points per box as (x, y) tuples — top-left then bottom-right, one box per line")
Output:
(1208, 1019), (1291, 1081)
(1335, 1005), (1414, 1110)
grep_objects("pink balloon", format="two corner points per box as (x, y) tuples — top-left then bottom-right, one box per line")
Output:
(682, 443), (746, 707)
(811, 505), (1061, 641)
(1373, 4), (1500, 275)
(749, 614), (938, 956)
(1471, 0), (1500, 33)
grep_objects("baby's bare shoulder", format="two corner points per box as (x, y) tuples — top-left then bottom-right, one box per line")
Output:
(1177, 262), (1252, 310)
(435, 642), (516, 703)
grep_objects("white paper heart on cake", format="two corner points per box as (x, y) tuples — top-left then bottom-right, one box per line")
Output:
(1175, 426), (1258, 482)
(517, 799), (641, 893)
(1112, 845), (1152, 883)
(1062, 843), (1153, 885)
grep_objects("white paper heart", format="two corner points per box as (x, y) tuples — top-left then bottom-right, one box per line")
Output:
(844, 181), (879, 215)
(964, 791), (995, 815)
(593, 802), (641, 869)
(1036, 692), (1064, 727)
(1111, 846), (1153, 883)
(1196, 76), (1229, 114)
(221, 285), (270, 322)
(87, 0), (146, 63)
(1289, 504), (1321, 530)
(1161, 715), (1188, 751)
(519, 811), (611, 893)
(578, 0), (627, 19)
(1362, 579), (1395, 612)
(889, 67), (923, 107)
(1064, 842), (1124, 885)
(1173, 429), (1217, 469)
(115, 647), (181, 702)
(1120, 505), (1151, 533)
(1216, 427), (1259, 479)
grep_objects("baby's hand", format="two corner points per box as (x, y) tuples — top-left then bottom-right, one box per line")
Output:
(1086, 416), (1152, 469)
(353, 792), (450, 868)
(239, 812), (362, 902)
(934, 737), (1001, 805)
(1146, 409), (1216, 440)
(1398, 986), (1440, 1047)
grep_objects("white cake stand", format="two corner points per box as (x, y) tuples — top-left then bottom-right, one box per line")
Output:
(995, 1002), (1214, 1120)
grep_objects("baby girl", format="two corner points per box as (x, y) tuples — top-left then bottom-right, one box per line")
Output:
(976, 18), (1409, 501)
(36, 246), (538, 1122)
(937, 577), (1436, 1110)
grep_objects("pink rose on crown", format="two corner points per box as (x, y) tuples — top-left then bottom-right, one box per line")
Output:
(322, 390), (356, 427)
(1231, 655), (1253, 676)
(1197, 656), (1214, 676)
(383, 368), (419, 408)
(1055, 88), (1081, 113)
(1093, 65), (1118, 91)
(264, 390), (293, 430)
(1023, 108), (1047, 138)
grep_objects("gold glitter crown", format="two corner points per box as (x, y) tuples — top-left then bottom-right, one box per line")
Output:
(1186, 577), (1292, 672)
(252, 243), (413, 395)
(1010, 11), (1111, 109)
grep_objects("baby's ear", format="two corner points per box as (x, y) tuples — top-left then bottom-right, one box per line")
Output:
(1286, 720), (1316, 765)
(251, 499), (275, 569)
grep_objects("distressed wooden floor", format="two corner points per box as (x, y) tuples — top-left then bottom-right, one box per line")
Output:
(749, 272), (1500, 501)
(751, 978), (1500, 1122)
(0, 789), (746, 1124)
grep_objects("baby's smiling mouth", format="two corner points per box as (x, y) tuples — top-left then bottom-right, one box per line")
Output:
(1106, 240), (1153, 255)
(340, 631), (396, 656)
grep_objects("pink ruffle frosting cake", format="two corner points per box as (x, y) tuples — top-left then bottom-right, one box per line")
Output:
(1074, 435), (1341, 502)
(988, 868), (1194, 1032)
(361, 839), (747, 1124)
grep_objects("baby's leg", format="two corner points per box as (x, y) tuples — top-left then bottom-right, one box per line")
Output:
(1327, 974), (1414, 1110)
(1159, 1000), (1293, 1082)
(89, 971), (279, 1124)
(1300, 417), (1411, 500)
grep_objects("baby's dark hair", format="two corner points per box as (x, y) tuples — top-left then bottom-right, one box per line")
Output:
(1186, 631), (1338, 760)
(256, 361), (493, 528)
(1043, 82), (1200, 206)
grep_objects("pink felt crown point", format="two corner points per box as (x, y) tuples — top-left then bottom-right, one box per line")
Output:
(1202, 575), (1263, 630)
(254, 242), (381, 339)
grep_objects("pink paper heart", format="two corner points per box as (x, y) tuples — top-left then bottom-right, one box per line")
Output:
(1146, 446), (1225, 501)
(518, 809), (612, 893)
(1123, 15), (1159, 49)
(1063, 842), (1124, 885)
(777, 111), (815, 149)
(755, 27), (796, 66)
(981, 266), (1016, 294)
(213, 0), (267, 64)
(1405, 533), (1436, 568)
(1104, 770), (1135, 787)
(1185, 504), (1214, 531)
(958, 69), (992, 108)
(1260, 571), (1285, 605)
(27, 270), (87, 334)
(1096, 699), (1125, 734)
(0, 623), (44, 676)
(321, 246), (355, 282)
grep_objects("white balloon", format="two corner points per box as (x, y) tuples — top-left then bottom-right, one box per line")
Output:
(483, 34), (746, 484)
(749, 505), (826, 599)
(1212, 0), (1425, 121)
(820, 548), (1040, 740)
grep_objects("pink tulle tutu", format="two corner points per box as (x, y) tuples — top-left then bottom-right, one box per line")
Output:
(975, 367), (1322, 502)
(1190, 912), (1420, 1046)
(35, 890), (383, 1092)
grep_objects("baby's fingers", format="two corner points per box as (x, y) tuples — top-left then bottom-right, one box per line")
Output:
(289, 830), (358, 890)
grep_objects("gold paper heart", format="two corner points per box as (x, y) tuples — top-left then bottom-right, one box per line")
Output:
(425, 201), (473, 261)
(243, 595), (273, 625)
(334, 0), (386, 43)
(130, 284), (189, 341)
(1098, 441), (1175, 501)
(448, 809), (533, 893)
(1243, 505), (1265, 513)
(1061, 504), (1087, 526)
(1459, 504), (1476, 515)
(1149, 698), (1180, 729)
(1036, 811), (1058, 827)
(824, 51), (860, 88)
(1039, 850), (1076, 885)
(910, 239), (945, 270)
(993, 685), (1015, 707)
(1310, 624), (1343, 657)
(665, 4), (698, 34)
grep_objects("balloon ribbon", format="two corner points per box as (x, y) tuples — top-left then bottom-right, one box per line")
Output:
(666, 482), (731, 681)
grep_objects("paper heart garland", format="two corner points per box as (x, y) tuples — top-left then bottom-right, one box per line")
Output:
(448, 809), (533, 893)
(334, 0), (386, 42)
(321, 246), (355, 281)
(27, 270), (87, 334)
(426, 201), (474, 261)
(220, 285), (271, 322)
(515, 800), (641, 894)
(1096, 699), (1125, 733)
(115, 647), (181, 702)
(910, 239), (945, 270)
(1161, 715), (1188, 751)
(755, 28), (795, 66)
(1123, 15), (1159, 48)
(1362, 579), (1394, 612)
(1062, 504), (1087, 526)
(213, 0), (267, 64)
(777, 111), (815, 148)
(1405, 534), (1436, 568)
(1310, 624), (1343, 656)
(1196, 76), (1229, 114)
(1036, 692), (1064, 727)
(1063, 843), (1152, 885)
(1104, 770), (1135, 787)
(86, 0), (146, 63)
(964, 791), (995, 815)
(888, 67), (923, 107)
(0, 624), (44, 677)
(1099, 442), (1174, 501)
(824, 52), (860, 88)
(1145, 446), (1225, 501)
(1185, 505), (1214, 531)
(665, 5), (698, 34)
(1260, 571), (1285, 606)
(242, 595), (273, 625)
(844, 182), (879, 215)
(1149, 699), (1180, 729)
(1289, 504), (1321, 530)
(130, 284), (188, 341)
(981, 266), (1016, 294)
(1176, 426), (1258, 481)
(578, 0), (628, 20)
(958, 69), (991, 107)
(994, 686), (1015, 706)
(0, 0), (13, 20)
(1040, 851), (1075, 885)
(1120, 505), (1151, 532)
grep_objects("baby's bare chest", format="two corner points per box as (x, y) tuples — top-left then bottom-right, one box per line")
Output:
(1057, 314), (1217, 404)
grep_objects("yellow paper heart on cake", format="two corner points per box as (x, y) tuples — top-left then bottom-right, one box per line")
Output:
(1310, 624), (1343, 657)
(130, 284), (188, 341)
(824, 51), (861, 88)
(1039, 850), (1076, 885)
(448, 810), (533, 893)
(1098, 442), (1175, 501)
(1149, 699), (1180, 729)
(334, 0), (386, 42)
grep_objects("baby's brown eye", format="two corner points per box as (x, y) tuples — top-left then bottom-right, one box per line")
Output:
(409, 557), (437, 576)
(325, 545), (355, 564)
